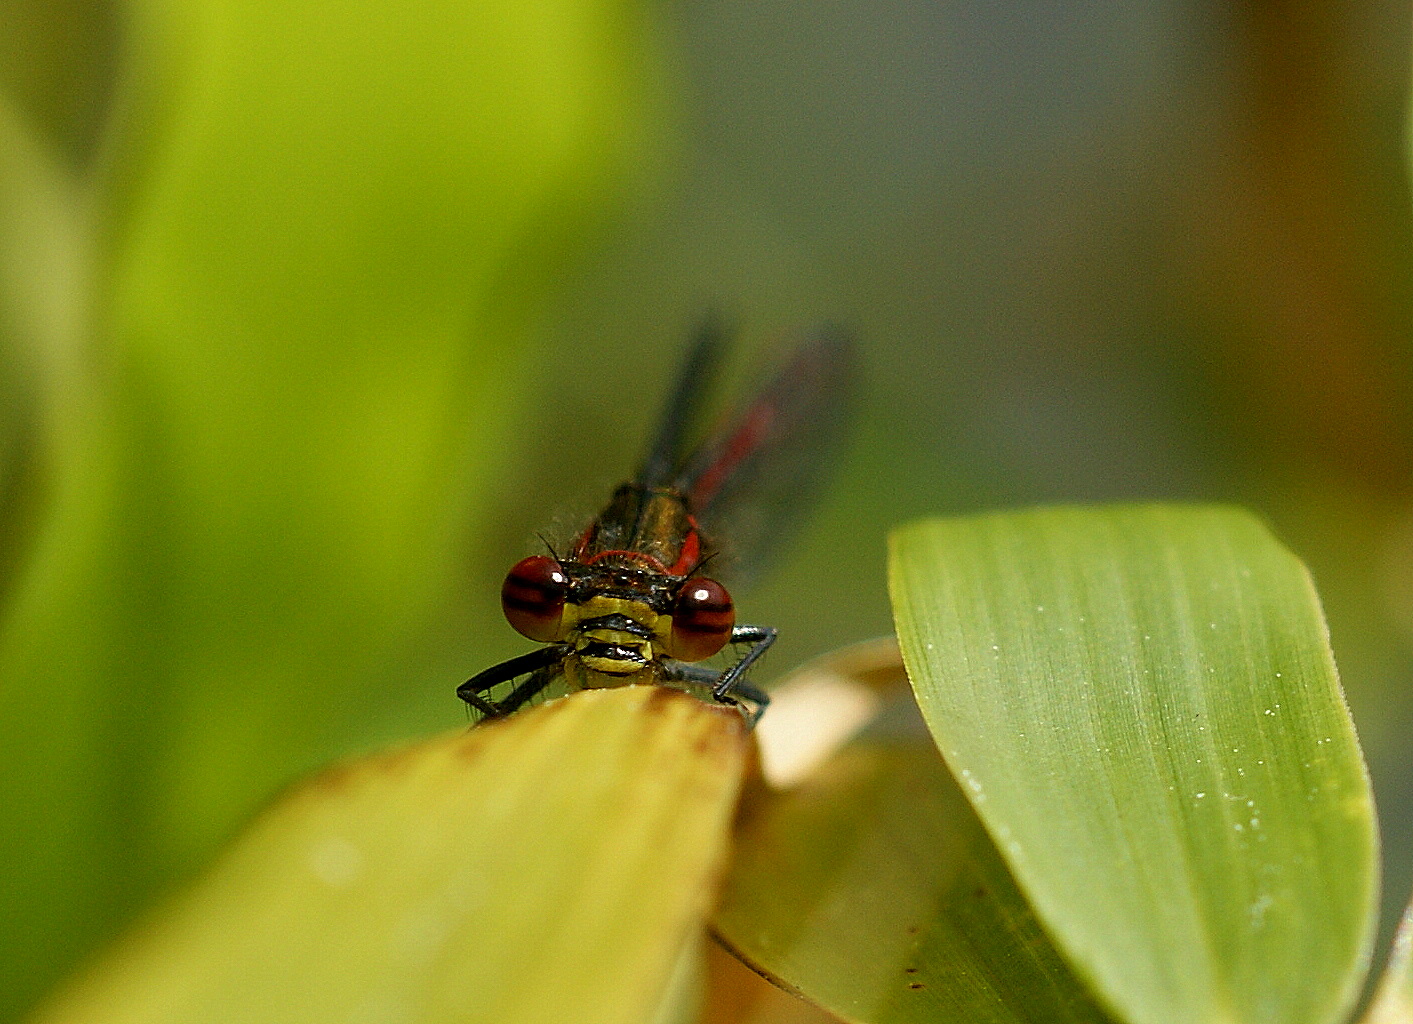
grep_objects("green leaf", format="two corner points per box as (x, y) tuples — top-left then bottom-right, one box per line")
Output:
(0, 94), (84, 591)
(30, 687), (746, 1024)
(889, 505), (1378, 1024)
(1363, 905), (1413, 1024)
(716, 641), (1116, 1024)
(0, 0), (659, 1012)
(0, 0), (115, 159)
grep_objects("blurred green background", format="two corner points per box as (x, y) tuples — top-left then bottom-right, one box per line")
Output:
(3, 0), (1413, 1018)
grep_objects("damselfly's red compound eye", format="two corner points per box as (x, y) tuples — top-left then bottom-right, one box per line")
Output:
(671, 578), (734, 661)
(502, 556), (569, 642)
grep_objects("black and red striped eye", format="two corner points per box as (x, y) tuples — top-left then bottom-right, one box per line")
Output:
(502, 556), (569, 642)
(671, 578), (734, 662)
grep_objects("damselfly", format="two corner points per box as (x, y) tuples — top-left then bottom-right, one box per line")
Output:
(459, 319), (852, 725)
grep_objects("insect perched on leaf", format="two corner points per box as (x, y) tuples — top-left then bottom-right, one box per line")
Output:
(459, 317), (853, 725)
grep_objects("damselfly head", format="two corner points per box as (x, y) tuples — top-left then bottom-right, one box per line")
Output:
(503, 551), (736, 664)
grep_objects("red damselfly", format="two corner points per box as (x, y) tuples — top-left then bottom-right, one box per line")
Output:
(459, 318), (853, 725)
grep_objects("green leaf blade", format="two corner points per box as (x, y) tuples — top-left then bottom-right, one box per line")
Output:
(30, 687), (747, 1024)
(889, 505), (1378, 1024)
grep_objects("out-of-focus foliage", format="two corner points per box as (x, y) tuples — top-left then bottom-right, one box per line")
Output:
(0, 0), (658, 1016)
(1365, 904), (1413, 1023)
(7, 0), (1413, 1021)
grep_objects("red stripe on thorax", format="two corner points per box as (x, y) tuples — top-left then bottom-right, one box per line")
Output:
(571, 522), (597, 561)
(666, 520), (701, 576)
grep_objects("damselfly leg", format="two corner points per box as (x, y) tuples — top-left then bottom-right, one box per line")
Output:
(458, 644), (570, 719)
(660, 624), (776, 725)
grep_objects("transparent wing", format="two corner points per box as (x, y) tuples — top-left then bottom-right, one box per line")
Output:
(637, 312), (729, 488)
(674, 327), (855, 589)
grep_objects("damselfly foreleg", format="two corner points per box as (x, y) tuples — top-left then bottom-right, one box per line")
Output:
(495, 665), (558, 716)
(663, 622), (776, 722)
(663, 660), (771, 724)
(714, 624), (776, 702)
(458, 644), (571, 719)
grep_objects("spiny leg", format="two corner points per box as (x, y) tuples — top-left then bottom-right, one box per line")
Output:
(662, 633), (774, 725)
(458, 644), (570, 719)
(713, 624), (776, 703)
(665, 661), (772, 723)
(496, 665), (556, 716)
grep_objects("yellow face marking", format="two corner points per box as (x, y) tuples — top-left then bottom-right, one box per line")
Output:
(563, 658), (658, 690)
(564, 595), (658, 630)
(565, 597), (674, 644)
(564, 595), (670, 675)
(579, 654), (646, 675)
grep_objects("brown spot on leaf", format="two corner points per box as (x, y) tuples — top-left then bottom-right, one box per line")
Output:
(304, 761), (358, 794)
(371, 745), (422, 775)
(644, 685), (684, 716)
